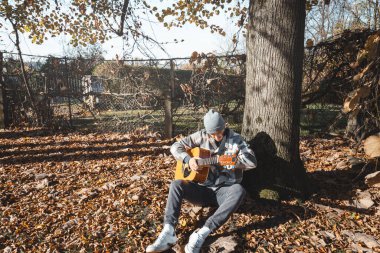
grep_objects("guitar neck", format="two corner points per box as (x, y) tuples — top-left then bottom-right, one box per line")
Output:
(197, 156), (219, 166)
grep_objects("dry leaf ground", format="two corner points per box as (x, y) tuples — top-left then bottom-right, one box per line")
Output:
(0, 128), (379, 252)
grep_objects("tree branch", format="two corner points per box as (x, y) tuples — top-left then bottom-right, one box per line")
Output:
(9, 20), (41, 125)
(117, 0), (130, 36)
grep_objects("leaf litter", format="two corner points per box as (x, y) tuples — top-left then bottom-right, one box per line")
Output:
(0, 129), (379, 252)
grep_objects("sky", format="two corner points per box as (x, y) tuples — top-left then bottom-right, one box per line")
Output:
(1, 6), (244, 60)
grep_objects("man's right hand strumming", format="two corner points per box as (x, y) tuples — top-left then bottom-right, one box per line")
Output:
(189, 158), (199, 171)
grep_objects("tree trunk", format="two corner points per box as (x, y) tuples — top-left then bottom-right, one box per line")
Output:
(0, 52), (4, 128)
(242, 0), (309, 197)
(375, 0), (379, 30)
(10, 21), (41, 125)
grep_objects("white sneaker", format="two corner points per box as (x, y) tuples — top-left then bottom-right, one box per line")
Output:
(184, 231), (206, 253)
(146, 229), (177, 253)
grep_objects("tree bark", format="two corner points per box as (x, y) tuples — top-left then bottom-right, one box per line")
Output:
(10, 21), (41, 125)
(0, 52), (4, 128)
(117, 0), (130, 36)
(375, 0), (379, 30)
(242, 0), (308, 196)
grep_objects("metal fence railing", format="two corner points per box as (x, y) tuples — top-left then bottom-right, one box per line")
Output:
(3, 30), (375, 137)
(0, 52), (246, 136)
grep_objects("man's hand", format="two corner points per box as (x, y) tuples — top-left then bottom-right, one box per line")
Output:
(189, 157), (199, 171)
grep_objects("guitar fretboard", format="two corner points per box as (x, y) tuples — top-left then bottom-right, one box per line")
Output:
(197, 156), (219, 166)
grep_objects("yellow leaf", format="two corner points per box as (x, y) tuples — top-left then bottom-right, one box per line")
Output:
(356, 49), (367, 64)
(353, 62), (374, 82)
(343, 85), (371, 113)
(179, 218), (187, 227)
(81, 235), (87, 243)
(35, 224), (44, 229)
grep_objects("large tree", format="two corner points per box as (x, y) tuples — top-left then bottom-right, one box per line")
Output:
(241, 0), (308, 196)
(242, 1), (305, 167)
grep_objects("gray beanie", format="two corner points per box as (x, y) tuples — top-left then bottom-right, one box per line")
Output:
(203, 109), (225, 134)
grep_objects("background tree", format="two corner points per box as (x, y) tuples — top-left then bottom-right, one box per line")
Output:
(306, 0), (380, 45)
(1, 0), (114, 125)
(0, 0), (166, 126)
(0, 0), (130, 47)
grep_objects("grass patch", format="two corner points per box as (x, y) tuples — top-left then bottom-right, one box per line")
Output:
(66, 104), (346, 135)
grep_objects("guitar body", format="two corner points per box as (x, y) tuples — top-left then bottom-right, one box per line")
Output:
(175, 147), (211, 183)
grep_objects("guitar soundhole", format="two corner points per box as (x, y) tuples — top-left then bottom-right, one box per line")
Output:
(182, 165), (191, 177)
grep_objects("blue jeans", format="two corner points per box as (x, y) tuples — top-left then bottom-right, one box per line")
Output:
(164, 180), (246, 231)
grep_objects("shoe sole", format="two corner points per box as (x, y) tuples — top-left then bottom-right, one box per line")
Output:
(146, 242), (176, 253)
(184, 244), (203, 253)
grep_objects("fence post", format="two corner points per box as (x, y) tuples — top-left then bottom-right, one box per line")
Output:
(65, 57), (73, 128)
(0, 52), (4, 128)
(164, 60), (175, 138)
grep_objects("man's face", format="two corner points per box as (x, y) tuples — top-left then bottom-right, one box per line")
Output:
(210, 129), (224, 142)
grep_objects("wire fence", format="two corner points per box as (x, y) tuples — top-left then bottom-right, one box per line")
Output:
(4, 29), (375, 137)
(0, 51), (246, 136)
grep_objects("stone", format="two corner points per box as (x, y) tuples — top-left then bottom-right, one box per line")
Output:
(365, 171), (380, 188)
(351, 242), (373, 253)
(205, 235), (239, 252)
(320, 231), (335, 240)
(130, 175), (141, 181)
(35, 178), (49, 189)
(354, 233), (380, 248)
(353, 190), (375, 209)
(173, 235), (239, 252)
(3, 246), (12, 253)
(347, 156), (364, 166)
(335, 160), (348, 169)
(35, 173), (49, 180)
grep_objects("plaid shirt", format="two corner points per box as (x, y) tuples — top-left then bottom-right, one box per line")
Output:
(170, 128), (257, 187)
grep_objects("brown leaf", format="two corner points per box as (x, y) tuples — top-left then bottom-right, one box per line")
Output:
(306, 39), (314, 48)
(365, 33), (380, 60)
(343, 94), (359, 113)
(363, 134), (380, 158)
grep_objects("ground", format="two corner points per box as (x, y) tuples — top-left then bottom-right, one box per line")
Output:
(0, 128), (379, 252)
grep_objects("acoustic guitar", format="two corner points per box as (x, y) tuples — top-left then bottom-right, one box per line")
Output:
(175, 147), (237, 183)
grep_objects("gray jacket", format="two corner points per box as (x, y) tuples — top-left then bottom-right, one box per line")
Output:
(170, 128), (257, 186)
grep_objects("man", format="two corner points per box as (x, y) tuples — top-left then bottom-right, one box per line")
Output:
(146, 109), (257, 253)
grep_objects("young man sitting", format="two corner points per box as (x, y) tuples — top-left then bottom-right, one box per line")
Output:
(146, 109), (257, 253)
